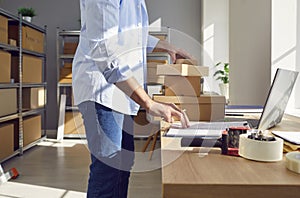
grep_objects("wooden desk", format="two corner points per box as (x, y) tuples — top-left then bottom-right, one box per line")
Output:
(161, 115), (300, 198)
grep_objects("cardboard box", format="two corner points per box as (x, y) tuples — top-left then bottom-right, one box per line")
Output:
(11, 54), (43, 83)
(164, 76), (201, 96)
(60, 67), (72, 79)
(0, 50), (11, 83)
(8, 39), (17, 46)
(0, 15), (8, 44)
(0, 89), (17, 117)
(153, 95), (226, 121)
(63, 42), (78, 54)
(64, 112), (85, 135)
(23, 115), (42, 146)
(22, 87), (46, 110)
(175, 59), (198, 65)
(0, 123), (14, 161)
(59, 78), (72, 84)
(8, 25), (44, 53)
(64, 62), (73, 68)
(134, 110), (160, 137)
(157, 64), (209, 77)
(147, 62), (165, 84)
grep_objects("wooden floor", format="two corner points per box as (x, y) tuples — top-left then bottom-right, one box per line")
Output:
(0, 139), (162, 198)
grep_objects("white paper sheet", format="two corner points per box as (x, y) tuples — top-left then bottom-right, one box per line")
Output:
(272, 131), (300, 145)
(167, 121), (247, 137)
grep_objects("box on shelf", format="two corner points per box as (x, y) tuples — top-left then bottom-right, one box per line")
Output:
(0, 15), (8, 44)
(63, 62), (73, 68)
(8, 39), (17, 46)
(64, 111), (85, 135)
(157, 64), (209, 77)
(153, 95), (226, 121)
(8, 25), (44, 53)
(63, 42), (78, 54)
(60, 67), (72, 79)
(164, 76), (201, 97)
(134, 110), (160, 137)
(0, 123), (14, 161)
(22, 87), (46, 110)
(0, 88), (17, 117)
(0, 50), (11, 83)
(59, 78), (72, 84)
(11, 54), (43, 83)
(23, 115), (42, 147)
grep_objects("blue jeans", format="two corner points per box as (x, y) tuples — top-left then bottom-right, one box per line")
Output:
(78, 101), (135, 198)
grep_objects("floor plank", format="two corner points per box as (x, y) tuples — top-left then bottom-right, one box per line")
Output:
(1, 139), (162, 198)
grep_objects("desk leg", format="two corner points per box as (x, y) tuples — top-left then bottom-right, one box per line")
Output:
(148, 131), (159, 160)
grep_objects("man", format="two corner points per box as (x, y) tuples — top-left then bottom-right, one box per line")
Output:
(73, 0), (190, 197)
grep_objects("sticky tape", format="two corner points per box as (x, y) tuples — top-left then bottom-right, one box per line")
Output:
(286, 152), (300, 174)
(238, 134), (283, 162)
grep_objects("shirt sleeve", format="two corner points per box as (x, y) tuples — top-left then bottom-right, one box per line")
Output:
(147, 34), (160, 53)
(84, 0), (133, 83)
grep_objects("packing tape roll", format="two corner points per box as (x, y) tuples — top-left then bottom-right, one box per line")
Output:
(286, 152), (300, 174)
(239, 134), (283, 162)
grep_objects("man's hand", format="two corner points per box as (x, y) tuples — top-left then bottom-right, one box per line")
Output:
(145, 100), (190, 128)
(153, 40), (194, 63)
(115, 77), (190, 128)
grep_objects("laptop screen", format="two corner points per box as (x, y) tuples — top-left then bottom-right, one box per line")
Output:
(258, 68), (299, 130)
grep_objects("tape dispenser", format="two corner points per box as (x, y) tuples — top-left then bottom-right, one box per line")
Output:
(239, 130), (284, 162)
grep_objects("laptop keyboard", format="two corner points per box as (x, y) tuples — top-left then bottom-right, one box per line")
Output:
(221, 117), (259, 129)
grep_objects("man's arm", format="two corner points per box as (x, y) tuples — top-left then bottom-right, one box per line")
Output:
(115, 77), (190, 128)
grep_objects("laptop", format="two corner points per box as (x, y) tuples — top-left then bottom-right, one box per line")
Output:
(231, 68), (298, 130)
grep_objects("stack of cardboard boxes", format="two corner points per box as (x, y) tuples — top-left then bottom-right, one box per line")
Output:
(0, 13), (45, 161)
(153, 59), (226, 121)
(59, 42), (78, 84)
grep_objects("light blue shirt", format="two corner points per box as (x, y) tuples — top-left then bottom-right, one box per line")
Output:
(73, 0), (159, 115)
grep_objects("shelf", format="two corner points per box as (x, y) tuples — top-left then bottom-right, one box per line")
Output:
(58, 83), (72, 87)
(22, 49), (46, 57)
(0, 44), (45, 57)
(0, 150), (20, 164)
(0, 113), (18, 123)
(59, 30), (80, 36)
(22, 83), (47, 88)
(0, 43), (19, 52)
(59, 54), (75, 59)
(0, 83), (19, 88)
(64, 134), (86, 139)
(22, 108), (45, 117)
(0, 7), (19, 21)
(22, 136), (47, 153)
(0, 8), (47, 162)
(0, 8), (46, 33)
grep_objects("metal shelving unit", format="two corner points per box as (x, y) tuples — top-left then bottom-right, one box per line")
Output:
(56, 28), (82, 140)
(0, 8), (47, 162)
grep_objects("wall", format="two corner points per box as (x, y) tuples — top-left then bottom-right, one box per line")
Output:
(272, 0), (300, 114)
(229, 0), (272, 105)
(202, 0), (229, 64)
(146, 0), (201, 43)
